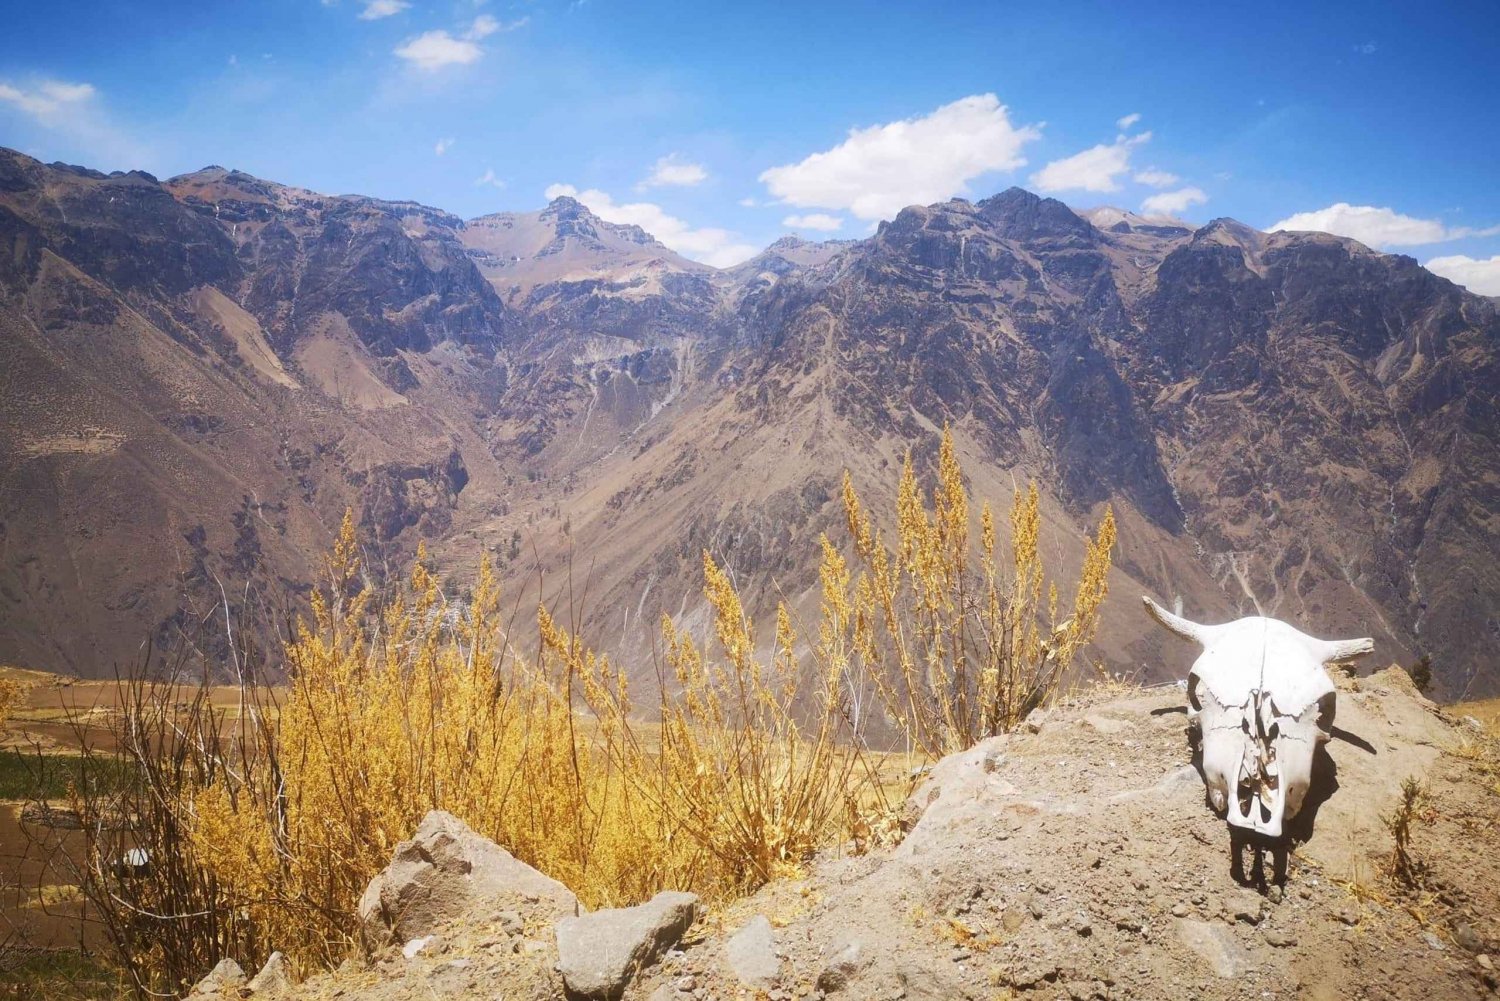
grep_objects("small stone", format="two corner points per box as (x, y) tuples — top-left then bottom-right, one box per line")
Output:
(1002, 906), (1026, 933)
(1171, 903), (1190, 918)
(1423, 931), (1445, 952)
(1075, 913), (1093, 937)
(725, 915), (780, 989)
(1227, 890), (1262, 926)
(1453, 923), (1483, 953)
(1267, 885), (1284, 905)
(1028, 896), (1046, 920)
(817, 939), (867, 993)
(188, 958), (245, 997)
(1337, 907), (1360, 927)
(556, 892), (699, 1000)
(675, 975), (696, 991)
(497, 910), (525, 936)
(1262, 927), (1297, 948)
(952, 949), (972, 962)
(247, 952), (293, 996)
(1476, 954), (1492, 971)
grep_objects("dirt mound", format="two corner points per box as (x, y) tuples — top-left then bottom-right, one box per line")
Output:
(275, 668), (1499, 1000)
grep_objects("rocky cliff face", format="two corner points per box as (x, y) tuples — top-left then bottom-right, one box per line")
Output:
(0, 147), (1495, 697)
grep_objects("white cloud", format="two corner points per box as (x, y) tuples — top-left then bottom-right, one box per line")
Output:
(359, 0), (410, 19)
(434, 137), (454, 156)
(544, 183), (757, 267)
(1031, 132), (1151, 193)
(475, 168), (505, 189)
(1117, 112), (1142, 130)
(738, 197), (757, 208)
(758, 94), (1042, 221)
(640, 153), (708, 189)
(1424, 255), (1500, 296)
(1134, 167), (1179, 188)
(394, 31), (483, 71)
(1141, 186), (1208, 216)
(1268, 203), (1500, 249)
(1355, 41), (1378, 55)
(782, 213), (843, 232)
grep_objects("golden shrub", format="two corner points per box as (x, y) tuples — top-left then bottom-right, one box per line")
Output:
(79, 432), (1115, 990)
(829, 426), (1116, 757)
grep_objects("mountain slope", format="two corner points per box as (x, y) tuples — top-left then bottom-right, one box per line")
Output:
(0, 148), (1496, 697)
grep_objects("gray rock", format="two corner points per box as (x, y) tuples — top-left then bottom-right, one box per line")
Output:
(555, 890), (698, 1000)
(358, 810), (579, 950)
(817, 938), (867, 993)
(1174, 919), (1252, 978)
(1423, 931), (1446, 952)
(247, 952), (293, 996)
(189, 958), (246, 997)
(725, 914), (780, 989)
(1453, 922), (1483, 953)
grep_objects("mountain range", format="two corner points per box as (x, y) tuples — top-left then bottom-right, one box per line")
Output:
(1, 147), (1496, 698)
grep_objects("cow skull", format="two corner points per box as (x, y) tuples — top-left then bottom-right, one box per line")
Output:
(1142, 597), (1373, 838)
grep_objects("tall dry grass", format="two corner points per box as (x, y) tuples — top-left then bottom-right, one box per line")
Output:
(45, 432), (1115, 996)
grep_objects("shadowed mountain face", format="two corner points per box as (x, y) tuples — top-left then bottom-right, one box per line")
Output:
(1, 148), (1495, 698)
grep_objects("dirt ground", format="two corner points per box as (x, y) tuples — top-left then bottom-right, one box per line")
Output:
(268, 665), (1498, 1001)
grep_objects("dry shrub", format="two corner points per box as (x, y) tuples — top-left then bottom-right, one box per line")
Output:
(827, 427), (1116, 756)
(1385, 775), (1430, 887)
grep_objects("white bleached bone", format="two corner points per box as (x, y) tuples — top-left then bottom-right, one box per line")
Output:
(1142, 596), (1372, 838)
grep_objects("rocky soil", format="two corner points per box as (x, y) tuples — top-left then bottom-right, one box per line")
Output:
(190, 666), (1499, 1001)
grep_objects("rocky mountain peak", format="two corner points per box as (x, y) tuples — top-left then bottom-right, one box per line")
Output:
(977, 185), (1096, 243)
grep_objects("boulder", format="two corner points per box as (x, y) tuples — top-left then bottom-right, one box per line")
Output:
(358, 810), (579, 950)
(555, 890), (698, 1000)
(724, 914), (780, 988)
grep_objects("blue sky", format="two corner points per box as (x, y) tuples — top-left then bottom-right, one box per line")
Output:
(2, 1), (1497, 288)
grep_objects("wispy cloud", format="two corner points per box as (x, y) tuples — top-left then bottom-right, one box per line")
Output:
(1269, 203), (1500, 248)
(1116, 112), (1141, 130)
(1031, 131), (1152, 193)
(639, 153), (708, 189)
(1141, 186), (1208, 217)
(475, 167), (505, 188)
(1133, 167), (1179, 188)
(358, 0), (410, 20)
(0, 79), (96, 118)
(434, 137), (454, 156)
(759, 94), (1041, 221)
(545, 183), (757, 267)
(782, 213), (843, 232)
(1424, 254), (1500, 296)
(0, 78), (150, 170)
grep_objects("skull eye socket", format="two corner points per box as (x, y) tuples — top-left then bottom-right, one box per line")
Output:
(1187, 674), (1202, 713)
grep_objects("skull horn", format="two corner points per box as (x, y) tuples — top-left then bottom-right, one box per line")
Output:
(1311, 636), (1375, 664)
(1141, 596), (1221, 647)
